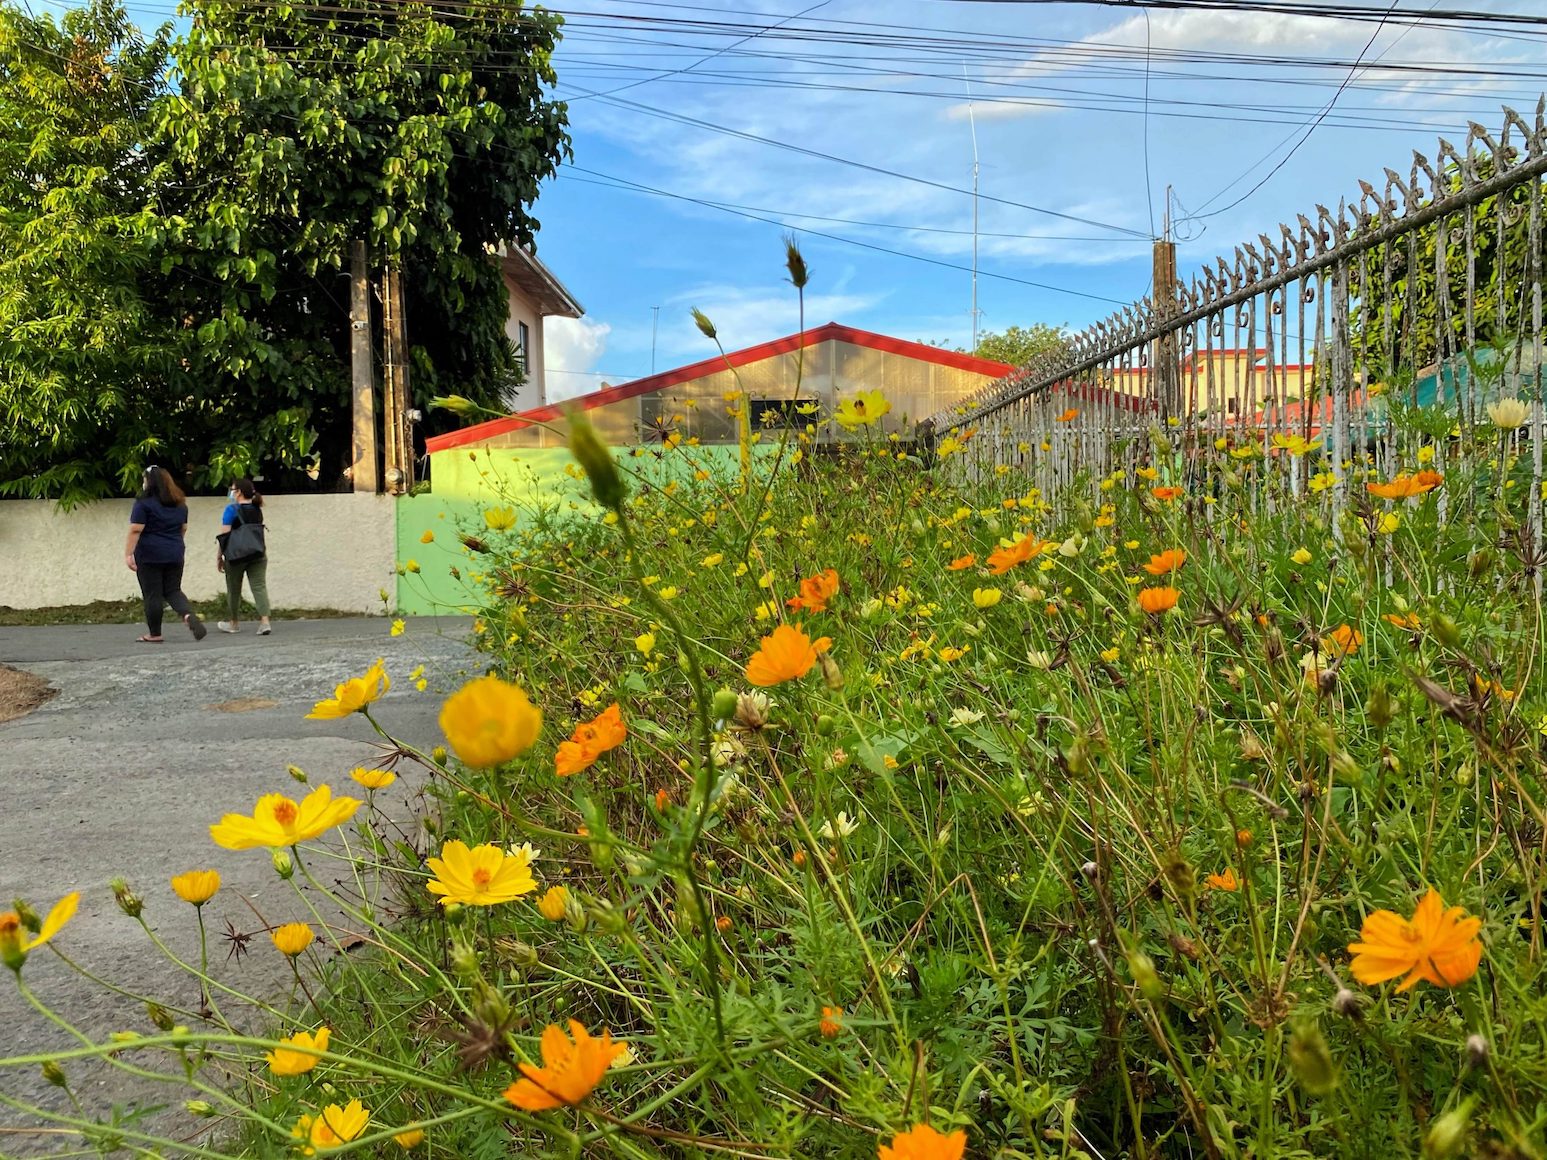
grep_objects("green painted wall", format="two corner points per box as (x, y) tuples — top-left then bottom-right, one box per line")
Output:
(394, 444), (765, 614)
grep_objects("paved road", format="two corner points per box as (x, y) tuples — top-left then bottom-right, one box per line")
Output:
(0, 618), (476, 1157)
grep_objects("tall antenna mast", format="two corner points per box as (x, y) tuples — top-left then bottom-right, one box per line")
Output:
(651, 305), (660, 374)
(965, 66), (980, 353)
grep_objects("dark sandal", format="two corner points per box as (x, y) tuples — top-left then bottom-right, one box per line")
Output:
(185, 613), (208, 641)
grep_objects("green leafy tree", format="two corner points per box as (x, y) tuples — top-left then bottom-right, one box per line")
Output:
(154, 0), (570, 487)
(1352, 154), (1546, 377)
(968, 323), (1071, 368)
(0, 0), (179, 504)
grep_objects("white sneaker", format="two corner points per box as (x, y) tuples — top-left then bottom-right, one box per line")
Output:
(217, 621), (240, 634)
(257, 625), (272, 636)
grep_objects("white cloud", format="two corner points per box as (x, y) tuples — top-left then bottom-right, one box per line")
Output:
(544, 315), (612, 402)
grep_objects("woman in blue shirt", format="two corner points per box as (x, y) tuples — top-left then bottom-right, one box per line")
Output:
(215, 478), (271, 636)
(124, 466), (207, 643)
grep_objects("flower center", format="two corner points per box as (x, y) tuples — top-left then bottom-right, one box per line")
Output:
(472, 868), (493, 888)
(0, 913), (18, 935)
(272, 801), (299, 827)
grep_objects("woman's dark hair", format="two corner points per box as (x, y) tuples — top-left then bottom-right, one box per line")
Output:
(233, 477), (263, 508)
(141, 466), (187, 506)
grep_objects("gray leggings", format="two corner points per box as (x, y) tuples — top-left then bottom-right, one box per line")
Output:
(225, 557), (270, 619)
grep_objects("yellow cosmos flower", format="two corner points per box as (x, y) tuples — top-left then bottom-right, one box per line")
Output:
(972, 587), (1003, 609)
(438, 675), (542, 768)
(834, 389), (893, 431)
(390, 618), (406, 637)
(634, 632), (656, 657)
(427, 840), (536, 906)
(938, 645), (970, 663)
(418, 529), (435, 544)
(267, 1028), (331, 1076)
(0, 893), (79, 973)
(210, 785), (362, 850)
(394, 1129), (426, 1148)
(306, 659), (390, 719)
(1375, 512), (1400, 535)
(171, 870), (221, 906)
(537, 886), (570, 921)
(293, 1099), (370, 1152)
(483, 507), (517, 531)
(701, 553), (724, 567)
(1487, 397), (1529, 429)
(1291, 547), (1313, 565)
(272, 922), (315, 957)
(350, 768), (397, 791)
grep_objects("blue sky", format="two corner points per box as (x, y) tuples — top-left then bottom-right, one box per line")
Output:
(100, 0), (1547, 397)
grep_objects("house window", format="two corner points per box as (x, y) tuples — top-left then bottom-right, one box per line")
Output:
(750, 398), (802, 428)
(516, 321), (530, 370)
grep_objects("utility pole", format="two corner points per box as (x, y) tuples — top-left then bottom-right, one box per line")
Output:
(349, 240), (380, 493)
(1152, 189), (1180, 418)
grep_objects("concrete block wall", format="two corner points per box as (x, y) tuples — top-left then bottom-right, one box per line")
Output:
(0, 494), (398, 613)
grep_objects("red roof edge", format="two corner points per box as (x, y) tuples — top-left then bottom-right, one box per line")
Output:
(426, 323), (1015, 452)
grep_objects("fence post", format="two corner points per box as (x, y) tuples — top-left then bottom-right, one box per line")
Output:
(349, 240), (380, 494)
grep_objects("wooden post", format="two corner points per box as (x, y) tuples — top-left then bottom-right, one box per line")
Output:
(349, 240), (380, 493)
(380, 264), (413, 494)
(1152, 239), (1180, 418)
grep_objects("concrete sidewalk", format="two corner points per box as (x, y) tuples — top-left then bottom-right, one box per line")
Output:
(0, 617), (476, 1156)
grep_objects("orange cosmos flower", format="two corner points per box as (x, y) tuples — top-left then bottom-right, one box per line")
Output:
(555, 703), (628, 776)
(1384, 612), (1421, 629)
(504, 1021), (628, 1111)
(745, 623), (828, 687)
(1143, 548), (1186, 576)
(984, 535), (1047, 576)
(1347, 889), (1483, 991)
(946, 554), (976, 571)
(1151, 486), (1183, 502)
(787, 568), (841, 613)
(1056, 408), (1080, 422)
(1323, 624), (1363, 656)
(879, 1123), (968, 1160)
(1367, 473), (1442, 500)
(1137, 586), (1179, 615)
(1205, 869), (1239, 892)
(819, 1006), (844, 1038)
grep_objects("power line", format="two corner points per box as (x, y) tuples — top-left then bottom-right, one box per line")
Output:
(558, 167), (1135, 304)
(1183, 0), (1405, 222)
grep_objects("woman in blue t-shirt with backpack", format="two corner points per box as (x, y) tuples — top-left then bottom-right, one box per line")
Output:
(216, 478), (270, 636)
(124, 466), (207, 643)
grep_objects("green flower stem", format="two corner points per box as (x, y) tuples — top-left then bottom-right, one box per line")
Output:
(616, 512), (726, 1044)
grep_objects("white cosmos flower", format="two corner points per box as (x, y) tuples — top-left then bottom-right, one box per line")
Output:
(948, 708), (985, 727)
(817, 811), (860, 840)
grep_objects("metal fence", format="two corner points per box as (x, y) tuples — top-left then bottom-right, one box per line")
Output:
(919, 101), (1547, 533)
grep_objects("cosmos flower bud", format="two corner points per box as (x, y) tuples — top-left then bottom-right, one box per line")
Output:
(1332, 988), (1366, 1020)
(817, 652), (844, 690)
(110, 879), (143, 919)
(1423, 1097), (1475, 1159)
(41, 1061), (67, 1088)
(1431, 613), (1462, 649)
(509, 940), (539, 969)
(567, 410), (626, 513)
(1366, 682), (1397, 729)
(286, 764), (308, 784)
(691, 307), (717, 340)
(1287, 1019), (1339, 1096)
(815, 714), (837, 737)
(185, 1100), (215, 1117)
(708, 686), (739, 723)
(271, 849), (294, 880)
(450, 941), (480, 982)
(1465, 1034), (1489, 1067)
(1126, 946), (1164, 1001)
(428, 394), (481, 418)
